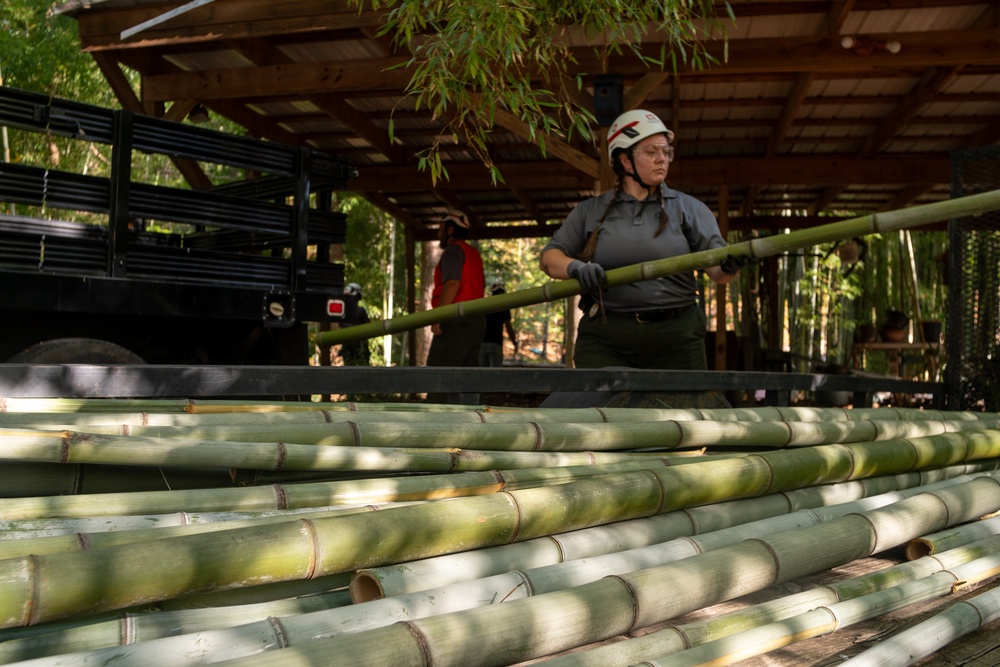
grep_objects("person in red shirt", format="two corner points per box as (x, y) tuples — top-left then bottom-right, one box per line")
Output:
(427, 210), (486, 404)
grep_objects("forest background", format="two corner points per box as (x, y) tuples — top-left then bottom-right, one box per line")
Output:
(1, 0), (949, 378)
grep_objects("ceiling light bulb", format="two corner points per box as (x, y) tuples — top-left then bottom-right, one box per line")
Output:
(886, 40), (902, 54)
(841, 35), (856, 49)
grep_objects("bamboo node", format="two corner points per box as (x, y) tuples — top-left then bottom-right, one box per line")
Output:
(951, 579), (969, 594)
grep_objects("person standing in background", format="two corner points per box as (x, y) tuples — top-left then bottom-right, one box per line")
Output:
(480, 282), (517, 367)
(339, 282), (371, 366)
(426, 210), (486, 403)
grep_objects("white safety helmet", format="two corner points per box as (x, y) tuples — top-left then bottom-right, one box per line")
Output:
(344, 282), (362, 297)
(606, 110), (674, 165)
(441, 210), (470, 229)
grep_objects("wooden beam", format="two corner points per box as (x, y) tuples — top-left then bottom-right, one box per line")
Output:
(488, 105), (600, 179)
(138, 29), (1000, 103)
(349, 155), (949, 191)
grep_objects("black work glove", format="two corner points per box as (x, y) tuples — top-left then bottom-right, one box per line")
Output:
(567, 260), (607, 293)
(719, 254), (754, 275)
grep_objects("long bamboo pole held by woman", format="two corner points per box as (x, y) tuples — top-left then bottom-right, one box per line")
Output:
(317, 188), (1000, 346)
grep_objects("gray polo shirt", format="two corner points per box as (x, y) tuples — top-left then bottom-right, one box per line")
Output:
(543, 184), (726, 311)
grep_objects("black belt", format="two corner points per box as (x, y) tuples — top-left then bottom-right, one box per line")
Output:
(607, 304), (693, 323)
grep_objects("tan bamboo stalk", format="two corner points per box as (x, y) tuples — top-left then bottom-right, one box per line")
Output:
(3, 432), (999, 523)
(0, 588), (353, 663)
(0, 398), (192, 414)
(836, 581), (1000, 666)
(634, 551), (1000, 667)
(1, 435), (998, 631)
(0, 461), (337, 499)
(167, 477), (1000, 667)
(316, 188), (1000, 346)
(541, 534), (1000, 667)
(905, 514), (1000, 560)
(0, 470), (508, 520)
(14, 475), (990, 667)
(352, 471), (987, 602)
(0, 429), (673, 474)
(24, 418), (1000, 457)
(0, 503), (418, 559)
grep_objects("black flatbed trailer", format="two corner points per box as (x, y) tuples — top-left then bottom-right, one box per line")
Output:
(0, 87), (355, 365)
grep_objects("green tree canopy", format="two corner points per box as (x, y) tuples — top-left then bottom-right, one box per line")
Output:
(359, 0), (732, 183)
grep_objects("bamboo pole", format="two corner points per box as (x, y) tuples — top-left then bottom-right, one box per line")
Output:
(164, 477), (1000, 667)
(316, 188), (1000, 345)
(836, 581), (1000, 666)
(905, 514), (1000, 560)
(541, 534), (1000, 667)
(9, 475), (992, 666)
(1, 435), (999, 630)
(0, 429), (676, 474)
(0, 589), (354, 663)
(351, 471), (987, 601)
(635, 551), (1000, 666)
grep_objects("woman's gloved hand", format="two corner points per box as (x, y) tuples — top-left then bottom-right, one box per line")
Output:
(720, 254), (754, 275)
(567, 260), (607, 292)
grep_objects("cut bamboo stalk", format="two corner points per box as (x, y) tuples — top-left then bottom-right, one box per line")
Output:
(1, 437), (999, 628)
(0, 589), (353, 663)
(354, 469), (985, 600)
(832, 579), (1000, 667)
(636, 551), (1000, 667)
(0, 470), (508, 520)
(540, 534), (1000, 667)
(168, 477), (1000, 667)
(316, 188), (1000, 345)
(12, 479), (983, 667)
(0, 429), (675, 474)
(0, 504), (419, 559)
(905, 514), (1000, 560)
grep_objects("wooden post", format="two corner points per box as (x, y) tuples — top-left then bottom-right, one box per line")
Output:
(715, 185), (730, 371)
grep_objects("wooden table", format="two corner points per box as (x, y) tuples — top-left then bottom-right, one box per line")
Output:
(851, 341), (941, 380)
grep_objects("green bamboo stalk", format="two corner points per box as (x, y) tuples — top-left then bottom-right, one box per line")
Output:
(12, 474), (988, 666)
(635, 551), (1000, 667)
(541, 534), (1000, 667)
(317, 188), (1000, 345)
(0, 470), (507, 520)
(905, 513), (1000, 560)
(352, 470), (986, 601)
(835, 580), (1000, 666)
(1, 435), (1000, 629)
(18, 418), (998, 458)
(175, 477), (1000, 667)
(0, 589), (353, 663)
(0, 429), (674, 474)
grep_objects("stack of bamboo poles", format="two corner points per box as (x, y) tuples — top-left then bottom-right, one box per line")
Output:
(3, 399), (1000, 666)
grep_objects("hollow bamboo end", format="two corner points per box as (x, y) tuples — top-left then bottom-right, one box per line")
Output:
(905, 538), (933, 561)
(350, 571), (386, 603)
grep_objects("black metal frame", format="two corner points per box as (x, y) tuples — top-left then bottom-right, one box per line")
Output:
(0, 87), (355, 327)
(0, 364), (944, 407)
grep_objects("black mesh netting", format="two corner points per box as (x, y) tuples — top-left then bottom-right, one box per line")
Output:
(948, 147), (1000, 411)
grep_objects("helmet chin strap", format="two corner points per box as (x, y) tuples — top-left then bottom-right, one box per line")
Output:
(624, 154), (654, 191)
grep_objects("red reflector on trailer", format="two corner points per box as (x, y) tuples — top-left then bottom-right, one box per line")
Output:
(327, 299), (345, 316)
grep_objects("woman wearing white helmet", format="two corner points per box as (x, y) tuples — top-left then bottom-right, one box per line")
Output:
(539, 109), (750, 370)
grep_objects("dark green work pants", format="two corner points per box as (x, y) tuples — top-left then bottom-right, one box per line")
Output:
(573, 303), (708, 370)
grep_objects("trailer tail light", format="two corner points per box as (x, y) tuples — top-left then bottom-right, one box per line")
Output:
(327, 299), (345, 317)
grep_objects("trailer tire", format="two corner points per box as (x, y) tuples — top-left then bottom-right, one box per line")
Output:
(6, 338), (146, 364)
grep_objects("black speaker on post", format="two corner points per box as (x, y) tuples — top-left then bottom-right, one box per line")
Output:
(592, 74), (624, 126)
